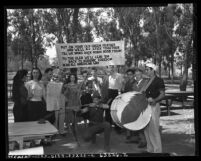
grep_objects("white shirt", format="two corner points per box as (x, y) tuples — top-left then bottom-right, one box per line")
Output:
(46, 81), (64, 111)
(88, 76), (103, 96)
(108, 73), (124, 91)
(136, 78), (143, 87)
(25, 80), (44, 101)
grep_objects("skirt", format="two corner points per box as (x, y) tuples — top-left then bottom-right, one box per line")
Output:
(13, 102), (28, 122)
(27, 101), (46, 121)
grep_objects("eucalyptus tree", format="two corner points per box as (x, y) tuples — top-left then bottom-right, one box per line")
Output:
(174, 4), (193, 90)
(113, 7), (146, 67)
(7, 9), (46, 68)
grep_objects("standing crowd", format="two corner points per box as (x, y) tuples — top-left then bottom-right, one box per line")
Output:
(11, 62), (165, 153)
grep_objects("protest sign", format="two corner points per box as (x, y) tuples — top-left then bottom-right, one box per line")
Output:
(55, 41), (125, 68)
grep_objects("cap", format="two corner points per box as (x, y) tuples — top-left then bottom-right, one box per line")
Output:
(145, 62), (157, 71)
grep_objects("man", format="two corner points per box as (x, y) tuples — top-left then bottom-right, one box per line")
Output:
(122, 68), (137, 140)
(143, 62), (165, 153)
(123, 68), (136, 93)
(41, 68), (53, 90)
(106, 65), (124, 133)
(40, 68), (55, 125)
(132, 67), (148, 148)
(79, 92), (111, 152)
(88, 67), (103, 97)
(52, 69), (66, 136)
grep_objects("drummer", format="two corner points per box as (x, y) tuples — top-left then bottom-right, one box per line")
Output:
(79, 91), (111, 152)
(144, 62), (165, 153)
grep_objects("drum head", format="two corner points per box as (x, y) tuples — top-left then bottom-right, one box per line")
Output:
(110, 91), (152, 131)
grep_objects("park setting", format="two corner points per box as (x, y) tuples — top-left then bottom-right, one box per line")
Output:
(6, 4), (196, 157)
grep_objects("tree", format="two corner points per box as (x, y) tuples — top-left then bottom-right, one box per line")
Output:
(37, 55), (51, 73)
(114, 7), (146, 66)
(175, 4), (193, 91)
(142, 6), (179, 78)
(7, 9), (46, 69)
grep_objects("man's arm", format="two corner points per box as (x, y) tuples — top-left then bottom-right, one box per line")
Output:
(148, 89), (165, 106)
(154, 89), (165, 103)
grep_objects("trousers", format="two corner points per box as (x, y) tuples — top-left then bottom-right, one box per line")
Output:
(54, 108), (65, 134)
(144, 103), (162, 153)
(83, 121), (111, 147)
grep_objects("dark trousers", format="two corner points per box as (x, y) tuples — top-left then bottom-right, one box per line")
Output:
(13, 103), (28, 122)
(80, 93), (93, 120)
(105, 89), (118, 123)
(105, 89), (122, 132)
(83, 121), (111, 147)
(27, 101), (46, 121)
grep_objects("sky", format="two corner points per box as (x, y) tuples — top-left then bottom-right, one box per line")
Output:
(45, 47), (57, 64)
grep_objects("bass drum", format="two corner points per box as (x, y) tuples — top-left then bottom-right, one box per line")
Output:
(110, 91), (152, 131)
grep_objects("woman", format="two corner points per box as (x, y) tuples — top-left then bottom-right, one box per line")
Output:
(62, 73), (82, 134)
(80, 70), (93, 107)
(25, 68), (46, 121)
(79, 70), (93, 126)
(12, 69), (28, 122)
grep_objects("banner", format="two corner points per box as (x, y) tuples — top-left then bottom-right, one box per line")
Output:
(55, 41), (125, 68)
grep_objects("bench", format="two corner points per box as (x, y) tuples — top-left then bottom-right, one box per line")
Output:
(161, 90), (194, 116)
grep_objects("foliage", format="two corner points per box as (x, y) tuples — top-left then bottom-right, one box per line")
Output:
(7, 5), (193, 82)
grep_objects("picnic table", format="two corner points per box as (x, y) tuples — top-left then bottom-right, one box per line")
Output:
(161, 89), (194, 116)
(8, 121), (58, 150)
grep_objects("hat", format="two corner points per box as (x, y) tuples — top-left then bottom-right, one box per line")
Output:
(145, 62), (157, 71)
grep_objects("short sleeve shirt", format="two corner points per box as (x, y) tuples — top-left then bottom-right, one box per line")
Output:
(145, 76), (165, 99)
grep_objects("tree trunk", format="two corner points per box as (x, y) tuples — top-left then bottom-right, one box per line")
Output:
(72, 8), (79, 43)
(168, 64), (171, 79)
(179, 34), (193, 91)
(171, 50), (174, 83)
(180, 56), (188, 91)
(21, 49), (24, 69)
(153, 7), (161, 77)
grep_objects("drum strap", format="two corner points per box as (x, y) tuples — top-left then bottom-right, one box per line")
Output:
(140, 76), (156, 93)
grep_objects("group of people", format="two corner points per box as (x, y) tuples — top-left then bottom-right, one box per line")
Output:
(11, 62), (165, 153)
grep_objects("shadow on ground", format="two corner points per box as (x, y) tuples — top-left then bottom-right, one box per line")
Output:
(43, 122), (195, 156)
(161, 133), (195, 156)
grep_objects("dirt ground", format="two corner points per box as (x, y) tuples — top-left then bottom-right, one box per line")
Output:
(8, 101), (195, 156)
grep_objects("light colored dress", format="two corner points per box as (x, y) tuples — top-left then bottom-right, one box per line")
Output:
(63, 83), (82, 125)
(63, 83), (81, 111)
(46, 81), (64, 111)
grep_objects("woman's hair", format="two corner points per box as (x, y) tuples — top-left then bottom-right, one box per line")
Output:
(44, 68), (53, 74)
(66, 73), (78, 84)
(81, 70), (88, 75)
(30, 67), (42, 81)
(91, 67), (97, 72)
(126, 68), (135, 74)
(12, 69), (28, 102)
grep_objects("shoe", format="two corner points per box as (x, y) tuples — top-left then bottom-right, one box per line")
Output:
(138, 142), (147, 148)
